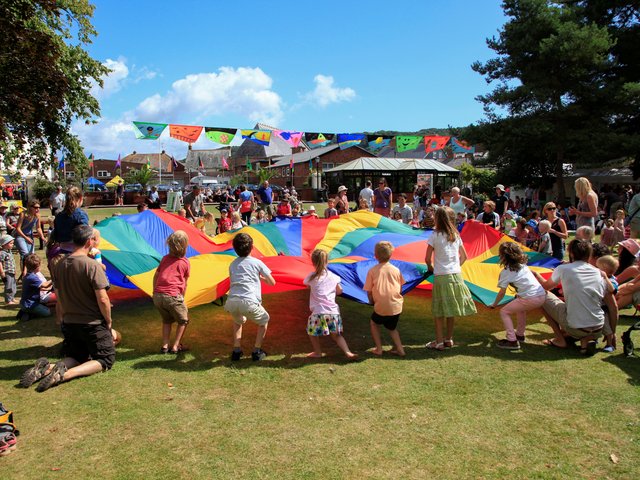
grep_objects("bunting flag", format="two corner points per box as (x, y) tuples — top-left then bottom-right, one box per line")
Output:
(289, 157), (294, 172)
(204, 127), (236, 145)
(395, 136), (423, 152)
(424, 135), (451, 153)
(275, 130), (303, 148)
(88, 153), (94, 168)
(115, 154), (121, 169)
(309, 159), (313, 171)
(146, 156), (151, 168)
(57, 155), (65, 170)
(451, 137), (476, 154)
(198, 156), (205, 170)
(241, 129), (272, 146)
(337, 133), (365, 150)
(133, 122), (167, 140)
(367, 135), (392, 151)
(169, 124), (203, 144)
(304, 132), (334, 149)
(221, 156), (229, 170)
(246, 157), (252, 171)
(172, 156), (179, 169)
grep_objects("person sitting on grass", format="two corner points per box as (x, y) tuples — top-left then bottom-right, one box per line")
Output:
(224, 233), (276, 362)
(364, 241), (406, 357)
(20, 225), (114, 392)
(303, 249), (357, 360)
(532, 239), (618, 356)
(596, 255), (619, 353)
(154, 230), (190, 354)
(16, 254), (53, 321)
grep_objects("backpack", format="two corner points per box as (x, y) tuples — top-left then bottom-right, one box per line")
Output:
(0, 403), (18, 456)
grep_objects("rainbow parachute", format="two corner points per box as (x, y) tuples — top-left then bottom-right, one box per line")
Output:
(96, 210), (559, 308)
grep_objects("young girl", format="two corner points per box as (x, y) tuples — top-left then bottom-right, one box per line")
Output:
(253, 208), (268, 224)
(599, 218), (616, 247)
(230, 211), (247, 230)
(392, 211), (403, 222)
(409, 210), (421, 228)
(153, 230), (190, 354)
(489, 242), (546, 349)
(217, 209), (233, 234)
(303, 249), (357, 359)
(613, 209), (626, 244)
(425, 207), (477, 350)
(194, 211), (214, 233)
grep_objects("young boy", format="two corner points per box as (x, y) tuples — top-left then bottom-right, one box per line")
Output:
(596, 254), (620, 353)
(324, 199), (338, 218)
(225, 233), (276, 361)
(0, 234), (17, 305)
(217, 209), (233, 234)
(537, 220), (553, 255)
(363, 241), (406, 356)
(17, 254), (52, 321)
(88, 228), (107, 271)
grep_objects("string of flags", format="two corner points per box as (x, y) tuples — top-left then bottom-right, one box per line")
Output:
(131, 121), (476, 154)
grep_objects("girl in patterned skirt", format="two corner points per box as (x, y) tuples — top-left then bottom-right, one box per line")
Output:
(303, 249), (357, 359)
(425, 206), (477, 351)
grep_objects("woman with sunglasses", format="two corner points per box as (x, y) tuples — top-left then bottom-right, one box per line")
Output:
(14, 200), (45, 280)
(373, 178), (392, 217)
(542, 202), (567, 261)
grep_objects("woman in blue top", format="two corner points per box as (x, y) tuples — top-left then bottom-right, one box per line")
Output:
(14, 200), (45, 279)
(48, 186), (89, 264)
(236, 185), (255, 225)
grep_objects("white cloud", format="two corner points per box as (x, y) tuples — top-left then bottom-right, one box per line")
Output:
(134, 66), (283, 125)
(91, 58), (129, 99)
(302, 74), (356, 108)
(132, 66), (158, 83)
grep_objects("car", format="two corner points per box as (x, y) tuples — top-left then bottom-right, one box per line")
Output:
(154, 184), (172, 191)
(125, 183), (142, 192)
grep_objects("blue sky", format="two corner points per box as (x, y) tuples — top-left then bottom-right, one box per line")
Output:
(76, 0), (507, 159)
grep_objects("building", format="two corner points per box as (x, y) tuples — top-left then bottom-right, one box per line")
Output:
(183, 146), (232, 184)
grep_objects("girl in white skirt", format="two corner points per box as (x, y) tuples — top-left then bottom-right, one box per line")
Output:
(425, 206), (477, 351)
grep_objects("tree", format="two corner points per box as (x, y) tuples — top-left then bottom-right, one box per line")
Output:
(0, 0), (108, 171)
(124, 164), (156, 191)
(470, 0), (618, 198)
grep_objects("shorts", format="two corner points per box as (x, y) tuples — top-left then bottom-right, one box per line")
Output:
(61, 323), (115, 370)
(542, 292), (603, 340)
(224, 297), (270, 326)
(153, 293), (189, 325)
(371, 311), (400, 331)
(307, 313), (343, 336)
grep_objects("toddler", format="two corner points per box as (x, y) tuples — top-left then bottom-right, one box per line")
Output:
(17, 254), (52, 321)
(613, 210), (625, 244)
(0, 235), (17, 305)
(153, 230), (190, 354)
(537, 220), (552, 255)
(88, 228), (107, 271)
(363, 241), (406, 356)
(194, 211), (214, 233)
(230, 211), (247, 230)
(599, 219), (615, 247)
(303, 249), (357, 359)
(253, 208), (268, 224)
(324, 199), (338, 218)
(503, 210), (517, 236)
(575, 225), (594, 242)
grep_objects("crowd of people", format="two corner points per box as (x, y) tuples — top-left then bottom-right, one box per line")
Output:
(4, 175), (640, 393)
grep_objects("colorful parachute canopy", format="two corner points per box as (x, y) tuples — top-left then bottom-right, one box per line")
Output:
(96, 211), (559, 309)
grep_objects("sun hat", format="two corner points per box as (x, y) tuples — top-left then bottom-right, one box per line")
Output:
(338, 185), (348, 193)
(505, 210), (516, 217)
(618, 239), (640, 257)
(495, 184), (505, 192)
(308, 205), (316, 211)
(0, 235), (14, 247)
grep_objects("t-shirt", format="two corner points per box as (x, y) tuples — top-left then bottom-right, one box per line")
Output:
(303, 270), (341, 315)
(49, 192), (66, 211)
(53, 209), (89, 243)
(35, 272), (52, 302)
(497, 265), (545, 298)
(324, 207), (338, 218)
(492, 194), (509, 215)
(228, 256), (272, 304)
(427, 232), (462, 275)
(53, 254), (110, 325)
(154, 255), (190, 297)
(20, 272), (43, 309)
(503, 218), (517, 236)
(477, 211), (500, 228)
(359, 188), (374, 210)
(392, 205), (413, 224)
(550, 261), (606, 329)
(183, 192), (204, 217)
(0, 250), (15, 275)
(363, 262), (405, 316)
(257, 186), (272, 205)
(629, 193), (640, 228)
(539, 232), (552, 254)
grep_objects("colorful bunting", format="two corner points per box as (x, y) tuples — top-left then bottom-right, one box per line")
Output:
(241, 129), (272, 146)
(304, 132), (334, 149)
(424, 135), (451, 153)
(57, 155), (65, 170)
(451, 137), (475, 154)
(221, 156), (229, 170)
(133, 122), (167, 140)
(246, 157), (252, 171)
(204, 127), (237, 145)
(115, 154), (121, 169)
(88, 153), (94, 168)
(337, 133), (365, 150)
(395, 136), (423, 152)
(198, 156), (205, 170)
(367, 135), (392, 151)
(169, 124), (203, 144)
(275, 130), (303, 148)
(289, 157), (294, 172)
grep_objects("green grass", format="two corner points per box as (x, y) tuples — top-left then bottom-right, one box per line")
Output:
(2, 207), (639, 479)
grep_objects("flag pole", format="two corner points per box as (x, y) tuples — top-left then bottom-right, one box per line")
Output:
(158, 143), (162, 184)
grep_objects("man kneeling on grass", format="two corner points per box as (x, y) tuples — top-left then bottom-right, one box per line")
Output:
(20, 225), (115, 392)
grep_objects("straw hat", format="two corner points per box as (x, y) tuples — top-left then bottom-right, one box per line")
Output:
(338, 185), (348, 193)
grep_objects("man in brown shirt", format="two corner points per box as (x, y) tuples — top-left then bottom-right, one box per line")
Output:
(20, 225), (115, 392)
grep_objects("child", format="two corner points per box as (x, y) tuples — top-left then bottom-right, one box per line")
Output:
(596, 254), (619, 353)
(177, 208), (187, 219)
(17, 254), (52, 321)
(363, 241), (406, 356)
(410, 210), (421, 228)
(503, 210), (517, 236)
(230, 211), (247, 230)
(88, 228), (107, 271)
(489, 242), (546, 349)
(599, 219), (615, 247)
(217, 209), (233, 233)
(537, 220), (553, 255)
(324, 198), (338, 218)
(392, 211), (403, 222)
(0, 235), (17, 305)
(305, 205), (318, 218)
(277, 197), (292, 217)
(613, 210), (625, 244)
(253, 208), (268, 224)
(291, 204), (301, 217)
(194, 211), (214, 233)
(511, 217), (528, 245)
(420, 205), (435, 229)
(153, 230), (190, 354)
(575, 225), (594, 242)
(425, 207), (477, 350)
(455, 212), (466, 232)
(303, 249), (357, 359)
(225, 233), (276, 361)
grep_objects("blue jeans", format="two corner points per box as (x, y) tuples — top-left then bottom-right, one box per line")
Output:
(14, 235), (34, 260)
(22, 303), (51, 318)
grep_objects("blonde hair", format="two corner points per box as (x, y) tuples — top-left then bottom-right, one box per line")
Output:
(616, 209), (625, 219)
(483, 200), (496, 211)
(434, 206), (458, 242)
(231, 211), (241, 222)
(538, 220), (551, 232)
(309, 249), (328, 282)
(450, 187), (460, 195)
(167, 230), (188, 257)
(543, 202), (556, 212)
(574, 177), (593, 198)
(575, 225), (594, 241)
(375, 241), (394, 262)
(596, 255), (619, 277)
(203, 211), (214, 223)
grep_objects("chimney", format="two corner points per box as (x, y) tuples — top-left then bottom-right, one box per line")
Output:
(132, 151), (136, 155)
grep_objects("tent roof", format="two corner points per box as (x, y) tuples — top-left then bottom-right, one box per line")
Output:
(87, 176), (104, 185)
(105, 175), (124, 187)
(324, 157), (459, 173)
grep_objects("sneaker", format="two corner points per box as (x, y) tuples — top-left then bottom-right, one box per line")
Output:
(19, 357), (50, 388)
(0, 433), (17, 456)
(35, 361), (67, 392)
(582, 340), (597, 357)
(497, 339), (521, 350)
(230, 349), (243, 361)
(602, 345), (615, 353)
(251, 348), (267, 361)
(516, 334), (525, 343)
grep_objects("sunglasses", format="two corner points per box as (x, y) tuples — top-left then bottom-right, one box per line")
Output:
(547, 207), (557, 210)
(32, 206), (40, 209)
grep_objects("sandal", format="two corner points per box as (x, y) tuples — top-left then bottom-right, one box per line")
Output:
(170, 344), (189, 354)
(444, 339), (454, 348)
(160, 346), (169, 354)
(425, 341), (445, 351)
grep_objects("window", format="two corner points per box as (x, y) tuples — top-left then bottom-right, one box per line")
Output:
(96, 170), (111, 178)
(322, 163), (334, 171)
(65, 171), (75, 178)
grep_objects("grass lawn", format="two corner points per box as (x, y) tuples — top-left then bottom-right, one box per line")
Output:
(1, 206), (639, 479)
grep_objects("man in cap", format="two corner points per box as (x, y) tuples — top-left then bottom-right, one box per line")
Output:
(492, 184), (509, 217)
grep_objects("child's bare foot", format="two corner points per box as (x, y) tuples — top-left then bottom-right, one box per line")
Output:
(369, 348), (383, 356)
(345, 352), (359, 360)
(306, 352), (323, 358)
(389, 349), (406, 357)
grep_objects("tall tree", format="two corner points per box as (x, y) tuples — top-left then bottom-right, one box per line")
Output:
(470, 0), (616, 198)
(0, 0), (108, 171)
